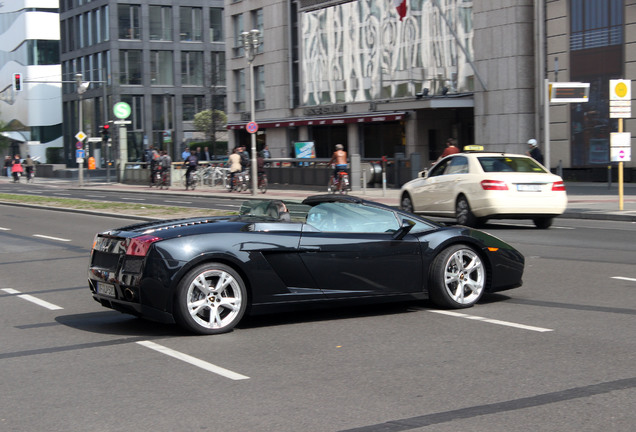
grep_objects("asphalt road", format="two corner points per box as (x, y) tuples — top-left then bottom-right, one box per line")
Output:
(1, 206), (635, 431)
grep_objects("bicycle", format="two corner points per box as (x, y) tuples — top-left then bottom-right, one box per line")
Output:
(184, 167), (200, 190)
(327, 170), (350, 194)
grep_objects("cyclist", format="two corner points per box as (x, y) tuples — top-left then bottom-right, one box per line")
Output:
(328, 144), (348, 184)
(159, 150), (171, 186)
(227, 147), (242, 191)
(183, 149), (199, 189)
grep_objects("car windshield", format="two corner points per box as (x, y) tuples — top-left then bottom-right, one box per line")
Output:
(477, 156), (546, 173)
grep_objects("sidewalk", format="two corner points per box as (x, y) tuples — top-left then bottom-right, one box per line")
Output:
(6, 177), (636, 222)
(84, 179), (636, 222)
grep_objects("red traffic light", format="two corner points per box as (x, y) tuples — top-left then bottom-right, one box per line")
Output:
(103, 124), (110, 130)
(13, 73), (22, 91)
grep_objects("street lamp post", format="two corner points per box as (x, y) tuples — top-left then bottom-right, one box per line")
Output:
(241, 29), (261, 196)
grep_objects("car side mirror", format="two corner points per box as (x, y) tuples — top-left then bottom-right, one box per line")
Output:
(392, 219), (415, 240)
(419, 169), (428, 178)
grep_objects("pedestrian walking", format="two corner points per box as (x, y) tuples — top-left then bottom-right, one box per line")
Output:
(11, 154), (23, 183)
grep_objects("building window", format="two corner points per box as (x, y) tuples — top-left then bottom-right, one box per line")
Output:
(101, 5), (109, 42)
(211, 51), (226, 87)
(182, 95), (205, 121)
(252, 9), (264, 54)
(118, 4), (141, 40)
(121, 95), (144, 131)
(209, 8), (224, 42)
(570, 0), (623, 50)
(150, 51), (174, 85)
(180, 7), (202, 42)
(181, 51), (203, 86)
(233, 14), (244, 57)
(234, 69), (245, 112)
(150, 6), (172, 41)
(255, 65), (265, 110)
(120, 50), (142, 85)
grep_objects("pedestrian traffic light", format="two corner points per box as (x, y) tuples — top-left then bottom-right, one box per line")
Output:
(13, 73), (22, 91)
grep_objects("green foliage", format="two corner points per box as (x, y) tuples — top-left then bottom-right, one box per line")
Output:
(193, 109), (227, 135)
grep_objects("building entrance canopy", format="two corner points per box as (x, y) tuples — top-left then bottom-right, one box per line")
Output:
(227, 111), (406, 130)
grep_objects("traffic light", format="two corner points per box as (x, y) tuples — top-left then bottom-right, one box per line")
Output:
(101, 123), (110, 143)
(13, 73), (22, 91)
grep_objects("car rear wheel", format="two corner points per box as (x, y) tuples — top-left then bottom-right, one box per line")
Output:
(400, 193), (414, 213)
(456, 196), (480, 227)
(429, 244), (485, 308)
(533, 217), (553, 229)
(174, 263), (247, 335)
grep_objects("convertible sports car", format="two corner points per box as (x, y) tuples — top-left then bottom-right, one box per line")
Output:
(88, 195), (524, 335)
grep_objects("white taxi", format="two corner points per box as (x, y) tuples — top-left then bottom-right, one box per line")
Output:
(399, 148), (567, 228)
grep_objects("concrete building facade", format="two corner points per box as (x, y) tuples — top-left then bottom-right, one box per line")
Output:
(225, 0), (635, 181)
(0, 0), (63, 162)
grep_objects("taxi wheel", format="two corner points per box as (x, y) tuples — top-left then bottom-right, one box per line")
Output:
(400, 193), (414, 213)
(533, 217), (553, 229)
(455, 196), (479, 227)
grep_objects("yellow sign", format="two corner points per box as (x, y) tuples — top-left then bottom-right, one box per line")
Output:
(610, 79), (631, 101)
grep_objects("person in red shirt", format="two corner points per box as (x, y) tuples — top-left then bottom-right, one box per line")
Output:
(435, 138), (460, 163)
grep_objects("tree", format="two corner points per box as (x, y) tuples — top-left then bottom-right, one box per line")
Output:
(193, 109), (227, 152)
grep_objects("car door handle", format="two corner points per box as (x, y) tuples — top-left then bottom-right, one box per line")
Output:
(299, 245), (321, 251)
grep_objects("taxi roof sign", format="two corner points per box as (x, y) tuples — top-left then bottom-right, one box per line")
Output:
(463, 145), (484, 152)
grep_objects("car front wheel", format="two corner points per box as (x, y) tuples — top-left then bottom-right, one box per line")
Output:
(174, 263), (247, 335)
(400, 193), (414, 213)
(429, 244), (486, 308)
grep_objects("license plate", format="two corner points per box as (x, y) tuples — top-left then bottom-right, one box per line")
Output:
(516, 184), (542, 192)
(97, 282), (116, 297)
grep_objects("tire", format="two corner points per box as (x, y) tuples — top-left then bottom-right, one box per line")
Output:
(429, 244), (486, 309)
(400, 193), (414, 213)
(455, 195), (479, 227)
(327, 177), (335, 193)
(533, 217), (553, 229)
(174, 263), (248, 335)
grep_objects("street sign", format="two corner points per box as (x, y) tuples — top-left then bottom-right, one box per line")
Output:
(610, 132), (631, 162)
(610, 79), (631, 118)
(246, 121), (259, 134)
(76, 149), (85, 159)
(113, 102), (132, 119)
(75, 131), (87, 141)
(549, 82), (589, 103)
(87, 137), (102, 143)
(113, 120), (132, 125)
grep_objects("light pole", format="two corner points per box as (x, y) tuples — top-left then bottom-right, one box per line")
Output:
(75, 73), (89, 186)
(241, 29), (261, 196)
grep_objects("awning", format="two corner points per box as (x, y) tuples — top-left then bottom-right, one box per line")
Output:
(227, 111), (406, 130)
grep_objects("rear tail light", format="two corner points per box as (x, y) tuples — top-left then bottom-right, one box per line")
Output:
(552, 181), (566, 191)
(480, 180), (508, 190)
(125, 235), (161, 257)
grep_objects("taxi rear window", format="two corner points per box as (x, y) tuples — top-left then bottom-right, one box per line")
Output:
(477, 156), (546, 173)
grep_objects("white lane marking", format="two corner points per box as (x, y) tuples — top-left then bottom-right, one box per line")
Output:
(85, 194), (106, 198)
(164, 200), (192, 204)
(0, 227), (10, 231)
(33, 234), (72, 242)
(1, 288), (64, 310)
(52, 193), (70, 196)
(136, 340), (249, 380)
(612, 276), (636, 282)
(121, 197), (145, 201)
(428, 310), (553, 332)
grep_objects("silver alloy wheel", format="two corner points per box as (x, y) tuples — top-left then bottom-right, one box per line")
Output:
(442, 248), (485, 305)
(186, 269), (243, 330)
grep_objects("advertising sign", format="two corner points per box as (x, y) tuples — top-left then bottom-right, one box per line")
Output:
(294, 141), (316, 159)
